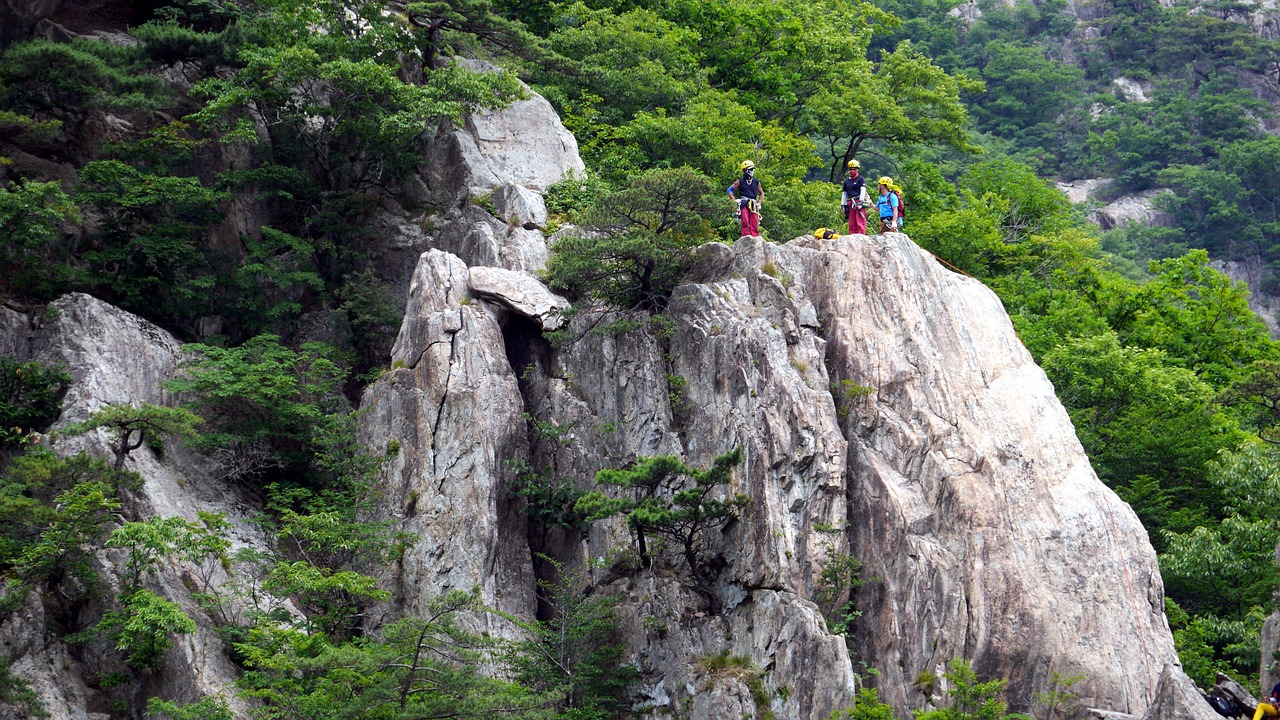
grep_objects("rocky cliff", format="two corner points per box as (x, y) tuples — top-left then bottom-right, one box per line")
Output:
(0, 74), (1195, 720)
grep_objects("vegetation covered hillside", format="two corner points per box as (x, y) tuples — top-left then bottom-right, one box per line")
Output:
(2, 0), (1280, 715)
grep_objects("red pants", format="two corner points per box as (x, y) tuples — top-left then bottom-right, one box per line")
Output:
(847, 207), (867, 234)
(739, 208), (760, 237)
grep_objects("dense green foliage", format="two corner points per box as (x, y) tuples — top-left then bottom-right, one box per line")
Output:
(577, 448), (747, 614)
(0, 356), (70, 450)
(7, 0), (1280, 707)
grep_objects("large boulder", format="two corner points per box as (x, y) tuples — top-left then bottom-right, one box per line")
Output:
(430, 203), (550, 274)
(359, 250), (536, 633)
(1091, 189), (1175, 230)
(417, 61), (585, 207)
(783, 232), (1178, 715)
(468, 265), (570, 331)
(1140, 666), (1221, 720)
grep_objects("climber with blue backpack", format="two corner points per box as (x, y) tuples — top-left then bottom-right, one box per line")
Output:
(876, 176), (904, 234)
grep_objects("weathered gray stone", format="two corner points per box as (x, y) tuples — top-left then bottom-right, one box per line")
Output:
(605, 578), (855, 720)
(372, 208), (435, 303)
(1091, 189), (1175, 230)
(360, 250), (535, 633)
(430, 204), (549, 274)
(491, 182), (548, 229)
(0, 592), (94, 720)
(1212, 674), (1257, 715)
(1263, 612), (1280, 698)
(468, 266), (570, 331)
(7, 293), (263, 719)
(0, 305), (31, 360)
(785, 232), (1178, 715)
(1114, 77), (1150, 102)
(1213, 256), (1280, 338)
(1056, 177), (1110, 204)
(1140, 665), (1221, 720)
(1, 0), (75, 48)
(417, 62), (584, 206)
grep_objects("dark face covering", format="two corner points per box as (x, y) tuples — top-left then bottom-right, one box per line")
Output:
(744, 168), (754, 179)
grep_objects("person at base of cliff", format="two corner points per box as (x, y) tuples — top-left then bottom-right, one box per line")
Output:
(728, 159), (763, 238)
(840, 159), (869, 234)
(1252, 682), (1280, 720)
(877, 176), (902, 233)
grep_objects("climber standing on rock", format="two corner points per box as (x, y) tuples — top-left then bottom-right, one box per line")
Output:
(841, 159), (869, 234)
(877, 176), (902, 233)
(1252, 682), (1280, 720)
(728, 159), (763, 238)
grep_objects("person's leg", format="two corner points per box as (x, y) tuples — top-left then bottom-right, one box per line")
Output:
(747, 209), (760, 237)
(1253, 702), (1276, 720)
(739, 209), (751, 237)
(852, 208), (867, 234)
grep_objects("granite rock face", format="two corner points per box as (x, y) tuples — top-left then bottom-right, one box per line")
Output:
(1091, 189), (1174, 230)
(358, 250), (536, 633)
(786, 232), (1177, 714)
(491, 182), (549, 229)
(417, 63), (584, 208)
(3, 293), (263, 719)
(1139, 666), (1221, 720)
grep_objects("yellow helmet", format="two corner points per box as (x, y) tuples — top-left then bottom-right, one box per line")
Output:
(740, 159), (755, 171)
(847, 159), (860, 169)
(878, 176), (893, 186)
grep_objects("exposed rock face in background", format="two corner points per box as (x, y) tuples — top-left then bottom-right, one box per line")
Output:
(1262, 612), (1280, 695)
(1113, 77), (1151, 102)
(1091, 189), (1175, 231)
(417, 61), (585, 208)
(1213, 256), (1280, 338)
(1055, 177), (1111, 204)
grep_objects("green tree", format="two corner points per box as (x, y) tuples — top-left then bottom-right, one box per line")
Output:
(236, 590), (550, 719)
(829, 687), (897, 720)
(0, 180), (78, 302)
(532, 3), (706, 127)
(190, 0), (523, 194)
(1112, 251), (1274, 385)
(576, 447), (747, 614)
(914, 659), (1016, 720)
(505, 558), (637, 719)
(4, 451), (134, 616)
(145, 695), (233, 720)
(545, 166), (720, 312)
(0, 356), (70, 450)
(804, 40), (982, 181)
(1156, 443), (1280, 683)
(76, 159), (227, 326)
(166, 335), (347, 478)
(64, 403), (203, 470)
(1041, 332), (1243, 535)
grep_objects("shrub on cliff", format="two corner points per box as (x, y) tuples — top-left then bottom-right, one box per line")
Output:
(544, 166), (720, 313)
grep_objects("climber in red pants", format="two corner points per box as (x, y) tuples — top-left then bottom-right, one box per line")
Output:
(728, 159), (763, 238)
